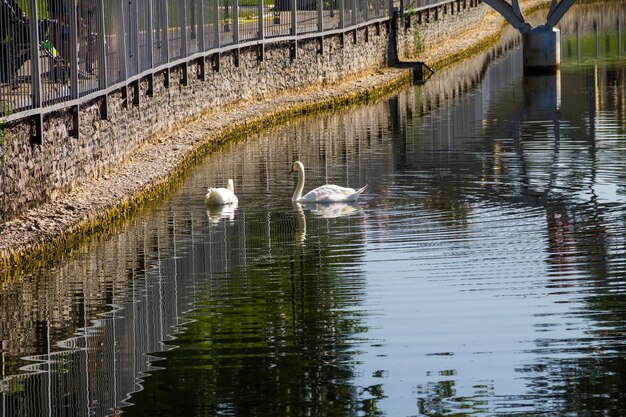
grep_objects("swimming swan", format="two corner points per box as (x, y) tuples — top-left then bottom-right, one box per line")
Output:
(205, 179), (238, 206)
(290, 161), (366, 203)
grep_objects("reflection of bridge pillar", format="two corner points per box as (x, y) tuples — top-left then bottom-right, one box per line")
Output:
(524, 69), (561, 115)
(523, 26), (561, 73)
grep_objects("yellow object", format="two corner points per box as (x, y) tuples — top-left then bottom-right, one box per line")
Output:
(42, 40), (58, 57)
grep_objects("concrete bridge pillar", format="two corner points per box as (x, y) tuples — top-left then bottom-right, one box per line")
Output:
(523, 26), (561, 73)
(482, 0), (577, 73)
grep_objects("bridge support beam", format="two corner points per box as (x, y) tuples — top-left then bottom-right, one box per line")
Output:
(523, 26), (561, 73)
(483, 0), (576, 73)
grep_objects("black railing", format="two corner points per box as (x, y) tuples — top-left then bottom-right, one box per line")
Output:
(0, 0), (456, 122)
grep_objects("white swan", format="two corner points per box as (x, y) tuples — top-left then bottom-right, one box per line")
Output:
(290, 161), (367, 203)
(205, 179), (238, 206)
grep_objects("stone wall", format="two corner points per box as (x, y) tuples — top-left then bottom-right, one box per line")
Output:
(395, 0), (489, 61)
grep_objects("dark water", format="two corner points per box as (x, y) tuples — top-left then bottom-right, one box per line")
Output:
(1, 2), (625, 416)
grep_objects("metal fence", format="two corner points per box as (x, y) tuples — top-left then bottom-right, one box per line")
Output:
(402, 0), (465, 12)
(0, 0), (456, 121)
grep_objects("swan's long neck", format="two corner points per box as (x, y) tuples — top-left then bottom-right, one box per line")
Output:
(292, 163), (305, 202)
(226, 179), (234, 192)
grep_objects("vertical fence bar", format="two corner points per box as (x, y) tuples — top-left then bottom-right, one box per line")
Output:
(182, 0), (189, 83)
(167, 0), (181, 60)
(83, 1), (98, 92)
(321, 0), (339, 30)
(203, 0), (213, 48)
(181, 0), (188, 56)
(134, 0), (141, 75)
(69, 0), (79, 100)
(97, 0), (108, 89)
(214, 0), (220, 47)
(131, 0), (141, 104)
(258, 0), (265, 40)
(291, 0), (297, 35)
(223, 0), (232, 43)
(258, 0), (265, 59)
(154, 0), (161, 65)
(198, 0), (206, 51)
(189, 0), (197, 52)
(125, 0), (137, 77)
(67, 0), (80, 136)
(317, 0), (324, 52)
(163, 0), (170, 62)
(360, 0), (363, 23)
(128, 0), (135, 72)
(27, 0), (42, 142)
(27, 0), (42, 110)
(233, 0), (239, 44)
(317, 0), (323, 31)
(290, 0), (297, 58)
(116, 0), (128, 81)
(339, 0), (345, 28)
(351, 0), (356, 25)
(147, 0), (155, 69)
(156, 0), (165, 65)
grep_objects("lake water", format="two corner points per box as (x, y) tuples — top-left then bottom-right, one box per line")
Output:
(1, 2), (625, 416)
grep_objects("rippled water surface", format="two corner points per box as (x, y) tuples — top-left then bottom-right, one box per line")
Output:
(1, 2), (625, 416)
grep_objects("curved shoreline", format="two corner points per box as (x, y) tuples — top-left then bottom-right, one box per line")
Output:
(0, 1), (549, 274)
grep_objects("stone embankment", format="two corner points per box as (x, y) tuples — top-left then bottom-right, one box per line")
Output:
(0, 0), (550, 272)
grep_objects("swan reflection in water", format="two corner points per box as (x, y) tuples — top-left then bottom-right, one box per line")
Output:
(206, 202), (238, 224)
(293, 201), (362, 245)
(297, 201), (361, 218)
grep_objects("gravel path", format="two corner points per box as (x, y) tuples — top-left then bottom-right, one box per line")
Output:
(0, 0), (549, 271)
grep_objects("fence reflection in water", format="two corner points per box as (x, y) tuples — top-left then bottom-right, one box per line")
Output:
(0, 212), (241, 416)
